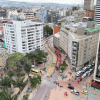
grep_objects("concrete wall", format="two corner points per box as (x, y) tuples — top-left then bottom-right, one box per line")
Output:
(87, 21), (95, 28)
(77, 27), (85, 35)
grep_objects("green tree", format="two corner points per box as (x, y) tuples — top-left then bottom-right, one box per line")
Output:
(30, 75), (41, 88)
(7, 52), (24, 69)
(43, 25), (53, 37)
(0, 76), (11, 91)
(12, 77), (27, 93)
(23, 94), (30, 100)
(61, 61), (68, 68)
(60, 66), (66, 72)
(0, 91), (17, 100)
(19, 57), (31, 88)
(60, 61), (68, 72)
(7, 70), (15, 78)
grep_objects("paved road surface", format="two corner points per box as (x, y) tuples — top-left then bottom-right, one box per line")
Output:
(34, 79), (56, 100)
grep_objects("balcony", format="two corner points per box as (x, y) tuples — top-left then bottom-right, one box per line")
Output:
(72, 55), (76, 60)
(71, 63), (76, 67)
(27, 28), (34, 31)
(72, 52), (77, 56)
(22, 44), (26, 46)
(72, 46), (77, 50)
(73, 43), (77, 46)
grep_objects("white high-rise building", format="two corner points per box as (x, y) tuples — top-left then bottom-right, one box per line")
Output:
(3, 20), (43, 55)
(95, 0), (100, 24)
(84, 0), (94, 10)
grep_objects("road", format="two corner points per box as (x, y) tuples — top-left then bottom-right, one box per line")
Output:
(34, 78), (56, 100)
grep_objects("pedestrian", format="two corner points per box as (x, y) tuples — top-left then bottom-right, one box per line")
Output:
(58, 83), (59, 86)
(78, 81), (79, 84)
(40, 71), (42, 73)
(45, 95), (47, 98)
(94, 87), (95, 90)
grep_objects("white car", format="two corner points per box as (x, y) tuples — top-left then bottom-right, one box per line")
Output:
(88, 65), (91, 69)
(76, 70), (84, 77)
(71, 90), (80, 95)
(81, 73), (87, 78)
(31, 65), (35, 68)
(83, 67), (88, 71)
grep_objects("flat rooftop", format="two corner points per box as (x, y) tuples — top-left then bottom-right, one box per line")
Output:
(54, 32), (60, 38)
(64, 22), (87, 29)
(63, 22), (100, 39)
(0, 48), (7, 55)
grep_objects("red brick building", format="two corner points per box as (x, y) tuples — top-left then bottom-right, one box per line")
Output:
(86, 10), (95, 19)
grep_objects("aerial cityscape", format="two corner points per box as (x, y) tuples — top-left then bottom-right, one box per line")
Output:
(0, 0), (100, 100)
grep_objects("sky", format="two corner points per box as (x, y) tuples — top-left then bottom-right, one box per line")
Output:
(10, 0), (96, 4)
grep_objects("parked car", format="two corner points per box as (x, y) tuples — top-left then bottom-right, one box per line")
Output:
(71, 90), (80, 95)
(83, 67), (88, 72)
(68, 86), (74, 89)
(91, 61), (95, 66)
(76, 71), (83, 77)
(88, 65), (91, 69)
(77, 78), (82, 82)
(81, 73), (87, 78)
(81, 90), (88, 94)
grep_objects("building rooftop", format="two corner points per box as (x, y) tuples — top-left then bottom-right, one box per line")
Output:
(85, 25), (100, 32)
(54, 32), (60, 38)
(0, 48), (7, 55)
(64, 22), (87, 29)
(62, 22), (100, 39)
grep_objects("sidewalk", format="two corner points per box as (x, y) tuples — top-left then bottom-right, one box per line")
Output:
(45, 44), (57, 76)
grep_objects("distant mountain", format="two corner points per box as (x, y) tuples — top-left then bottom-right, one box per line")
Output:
(0, 0), (77, 7)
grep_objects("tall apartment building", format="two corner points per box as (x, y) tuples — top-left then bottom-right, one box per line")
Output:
(3, 19), (43, 55)
(86, 10), (95, 19)
(23, 12), (34, 20)
(84, 0), (94, 10)
(47, 10), (60, 24)
(94, 28), (100, 82)
(39, 7), (47, 23)
(0, 10), (6, 17)
(95, 0), (100, 24)
(59, 21), (100, 71)
(53, 32), (60, 49)
(0, 48), (8, 67)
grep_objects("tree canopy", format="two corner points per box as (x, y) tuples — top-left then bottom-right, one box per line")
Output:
(61, 61), (68, 67)
(7, 52), (24, 68)
(60, 61), (68, 72)
(0, 91), (17, 100)
(30, 75), (41, 88)
(25, 49), (47, 64)
(43, 25), (53, 37)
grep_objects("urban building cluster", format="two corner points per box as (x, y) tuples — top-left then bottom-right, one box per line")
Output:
(0, 0), (100, 84)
